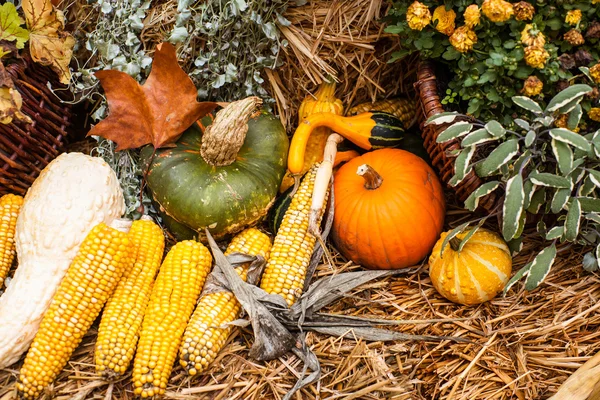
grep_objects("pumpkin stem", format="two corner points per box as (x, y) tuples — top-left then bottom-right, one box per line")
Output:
(200, 97), (263, 166)
(449, 237), (461, 252)
(356, 164), (383, 190)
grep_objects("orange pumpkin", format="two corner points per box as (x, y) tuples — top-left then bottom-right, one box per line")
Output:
(332, 148), (446, 270)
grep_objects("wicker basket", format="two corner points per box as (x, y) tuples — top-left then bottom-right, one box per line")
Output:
(415, 61), (499, 213)
(0, 57), (73, 196)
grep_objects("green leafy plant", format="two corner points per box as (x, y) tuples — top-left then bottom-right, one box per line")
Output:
(385, 1), (600, 126)
(428, 81), (600, 291)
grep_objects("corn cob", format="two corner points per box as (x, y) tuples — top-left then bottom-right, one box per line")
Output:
(0, 194), (23, 288)
(133, 240), (212, 398)
(260, 164), (328, 306)
(348, 98), (417, 129)
(95, 217), (165, 378)
(16, 221), (132, 399)
(179, 228), (271, 375)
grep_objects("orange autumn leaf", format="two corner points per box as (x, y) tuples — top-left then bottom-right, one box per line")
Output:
(88, 42), (219, 151)
(22, 0), (75, 84)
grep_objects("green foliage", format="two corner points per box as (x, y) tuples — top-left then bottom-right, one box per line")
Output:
(430, 85), (600, 291)
(169, 0), (289, 102)
(385, 1), (600, 126)
(72, 0), (289, 217)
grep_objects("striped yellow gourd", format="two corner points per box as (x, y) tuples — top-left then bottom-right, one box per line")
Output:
(428, 228), (512, 305)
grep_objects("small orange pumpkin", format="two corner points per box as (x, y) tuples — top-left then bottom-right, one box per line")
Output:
(332, 148), (446, 270)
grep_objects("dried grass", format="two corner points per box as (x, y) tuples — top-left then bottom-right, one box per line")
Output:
(0, 199), (598, 400)
(269, 0), (420, 130)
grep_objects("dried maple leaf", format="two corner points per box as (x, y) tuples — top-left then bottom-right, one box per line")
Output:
(87, 42), (219, 151)
(0, 61), (32, 124)
(22, 0), (74, 84)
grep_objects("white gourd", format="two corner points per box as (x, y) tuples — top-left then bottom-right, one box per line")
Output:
(0, 152), (125, 368)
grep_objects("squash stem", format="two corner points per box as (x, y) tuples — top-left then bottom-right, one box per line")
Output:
(200, 97), (262, 166)
(356, 164), (383, 190)
(449, 237), (461, 252)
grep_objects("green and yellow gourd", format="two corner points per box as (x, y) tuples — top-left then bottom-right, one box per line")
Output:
(141, 97), (289, 241)
(288, 111), (406, 175)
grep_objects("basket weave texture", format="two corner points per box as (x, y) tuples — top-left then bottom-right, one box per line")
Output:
(0, 57), (73, 196)
(415, 61), (498, 213)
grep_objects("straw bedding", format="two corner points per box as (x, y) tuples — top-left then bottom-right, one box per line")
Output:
(0, 201), (598, 400)
(1, 1), (598, 399)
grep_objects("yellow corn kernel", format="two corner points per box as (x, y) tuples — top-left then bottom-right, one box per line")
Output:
(260, 164), (327, 306)
(16, 223), (132, 399)
(95, 218), (165, 378)
(0, 194), (23, 288)
(179, 228), (271, 375)
(132, 240), (212, 398)
(348, 98), (417, 128)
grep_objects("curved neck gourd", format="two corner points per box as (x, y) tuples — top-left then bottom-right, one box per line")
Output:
(288, 111), (405, 174)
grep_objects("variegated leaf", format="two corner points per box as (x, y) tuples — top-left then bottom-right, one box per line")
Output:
(464, 181), (501, 211)
(579, 197), (600, 212)
(524, 244), (557, 290)
(550, 188), (570, 213)
(461, 128), (495, 147)
(457, 218), (487, 252)
(546, 226), (564, 240)
(426, 112), (460, 126)
(503, 262), (531, 295)
(502, 174), (524, 242)
(512, 96), (543, 114)
(485, 120), (506, 138)
(567, 104), (582, 130)
(527, 187), (546, 214)
(475, 139), (519, 177)
(523, 179), (535, 209)
(514, 119), (530, 131)
(545, 84), (592, 113)
(549, 128), (591, 152)
(551, 139), (573, 176)
(449, 147), (475, 187)
(585, 213), (600, 224)
(436, 121), (473, 143)
(529, 171), (571, 189)
(440, 222), (470, 257)
(564, 198), (581, 241)
(525, 130), (536, 147)
(589, 170), (600, 188)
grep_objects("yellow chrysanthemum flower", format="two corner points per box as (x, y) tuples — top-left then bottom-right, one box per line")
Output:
(521, 76), (543, 96)
(432, 6), (456, 35)
(565, 10), (582, 25)
(564, 29), (585, 46)
(589, 108), (600, 122)
(521, 24), (546, 47)
(524, 45), (549, 69)
(407, 1), (432, 31)
(590, 64), (600, 83)
(513, 2), (535, 21)
(593, 0), (600, 4)
(481, 0), (514, 23)
(464, 5), (481, 28)
(449, 26), (478, 53)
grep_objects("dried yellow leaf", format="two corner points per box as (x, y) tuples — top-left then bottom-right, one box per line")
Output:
(22, 0), (74, 84)
(0, 62), (32, 125)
